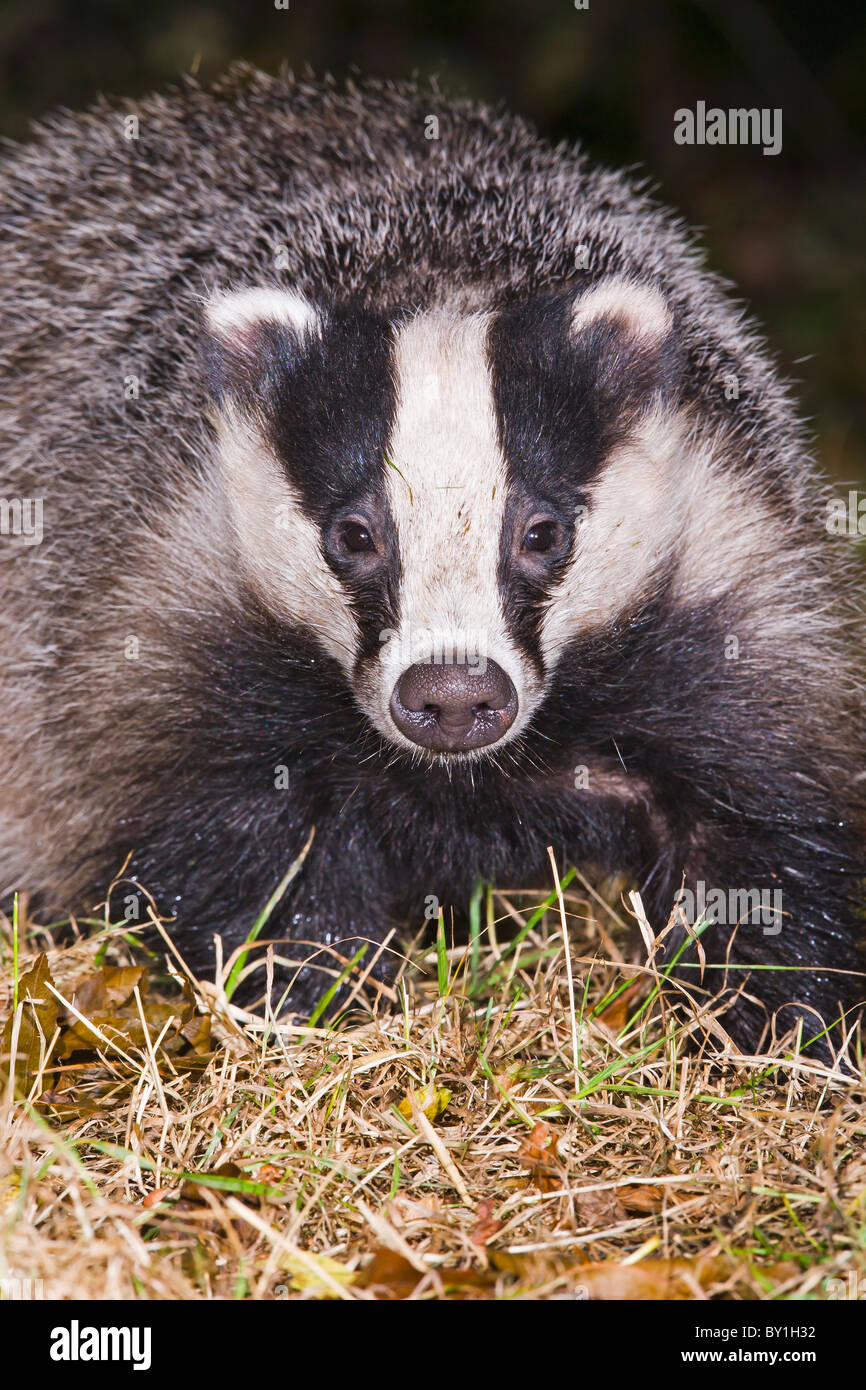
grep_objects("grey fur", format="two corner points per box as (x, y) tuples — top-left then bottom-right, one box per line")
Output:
(0, 66), (862, 1048)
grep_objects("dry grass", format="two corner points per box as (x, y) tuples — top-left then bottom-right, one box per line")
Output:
(1, 866), (865, 1302)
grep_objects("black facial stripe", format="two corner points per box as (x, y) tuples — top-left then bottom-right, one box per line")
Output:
(247, 306), (403, 660)
(489, 292), (628, 509)
(265, 307), (397, 521)
(488, 294), (608, 665)
(342, 517), (403, 669)
(495, 492), (572, 673)
(488, 286), (681, 666)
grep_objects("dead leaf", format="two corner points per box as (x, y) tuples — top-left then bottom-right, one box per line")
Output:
(356, 1247), (491, 1298)
(179, 1010), (212, 1054)
(470, 1199), (503, 1247)
(278, 1248), (355, 1298)
(0, 954), (58, 1095)
(518, 1122), (563, 1192)
(257, 1164), (283, 1186)
(356, 1248), (426, 1299)
(142, 1188), (169, 1209)
(575, 1189), (622, 1226)
(566, 1254), (792, 1301)
(596, 979), (647, 1032)
(574, 1183), (668, 1227)
(350, 1243), (797, 1301)
(72, 964), (145, 1014)
(618, 1185), (665, 1215)
(50, 963), (213, 1075)
(397, 1083), (452, 1124)
(388, 1195), (443, 1228)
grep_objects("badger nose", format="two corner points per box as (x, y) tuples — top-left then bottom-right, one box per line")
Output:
(390, 659), (518, 752)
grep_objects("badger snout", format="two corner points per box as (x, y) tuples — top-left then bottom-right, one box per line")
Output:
(389, 658), (518, 752)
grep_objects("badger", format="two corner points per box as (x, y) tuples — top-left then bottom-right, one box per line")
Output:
(0, 67), (863, 1052)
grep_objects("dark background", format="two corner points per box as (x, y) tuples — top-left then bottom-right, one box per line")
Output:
(1, 0), (863, 481)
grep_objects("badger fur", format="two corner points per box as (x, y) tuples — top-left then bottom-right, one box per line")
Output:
(0, 67), (863, 1051)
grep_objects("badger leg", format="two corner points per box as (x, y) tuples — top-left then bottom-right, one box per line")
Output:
(252, 850), (398, 1020)
(119, 822), (396, 1020)
(648, 816), (866, 1055)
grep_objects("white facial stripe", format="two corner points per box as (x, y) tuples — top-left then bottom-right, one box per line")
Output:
(541, 410), (793, 662)
(370, 311), (542, 747)
(672, 428), (825, 641)
(213, 408), (359, 668)
(205, 287), (320, 341)
(571, 277), (671, 345)
(541, 411), (682, 661)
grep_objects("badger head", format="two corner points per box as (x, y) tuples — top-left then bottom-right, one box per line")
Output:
(202, 280), (680, 763)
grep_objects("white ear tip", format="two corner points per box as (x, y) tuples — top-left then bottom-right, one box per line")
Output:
(205, 288), (320, 340)
(572, 278), (671, 343)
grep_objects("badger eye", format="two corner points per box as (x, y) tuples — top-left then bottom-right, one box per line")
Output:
(522, 519), (563, 555)
(339, 521), (376, 554)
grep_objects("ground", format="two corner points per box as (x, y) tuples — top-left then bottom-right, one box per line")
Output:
(1, 865), (864, 1302)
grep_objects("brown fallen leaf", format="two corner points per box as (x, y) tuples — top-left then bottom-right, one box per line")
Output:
(575, 1189), (622, 1226)
(574, 1182), (680, 1227)
(0, 954), (58, 1095)
(518, 1122), (563, 1192)
(179, 1008), (212, 1055)
(355, 1248), (431, 1298)
(596, 979), (648, 1032)
(618, 1185), (665, 1215)
(388, 1195), (443, 1228)
(256, 1164), (283, 1186)
(142, 1188), (170, 1209)
(355, 1245), (796, 1301)
(71, 964), (145, 1014)
(51, 963), (213, 1075)
(565, 1254), (800, 1301)
(356, 1247), (491, 1299)
(470, 1199), (504, 1247)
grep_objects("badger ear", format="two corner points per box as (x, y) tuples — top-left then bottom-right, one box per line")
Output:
(201, 288), (322, 408)
(569, 277), (679, 409)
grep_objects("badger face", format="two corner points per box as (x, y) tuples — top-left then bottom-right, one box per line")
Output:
(203, 279), (680, 763)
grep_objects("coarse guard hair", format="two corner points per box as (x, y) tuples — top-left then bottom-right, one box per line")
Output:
(0, 67), (863, 1053)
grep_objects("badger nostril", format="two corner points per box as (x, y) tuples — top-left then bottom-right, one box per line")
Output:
(389, 660), (519, 753)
